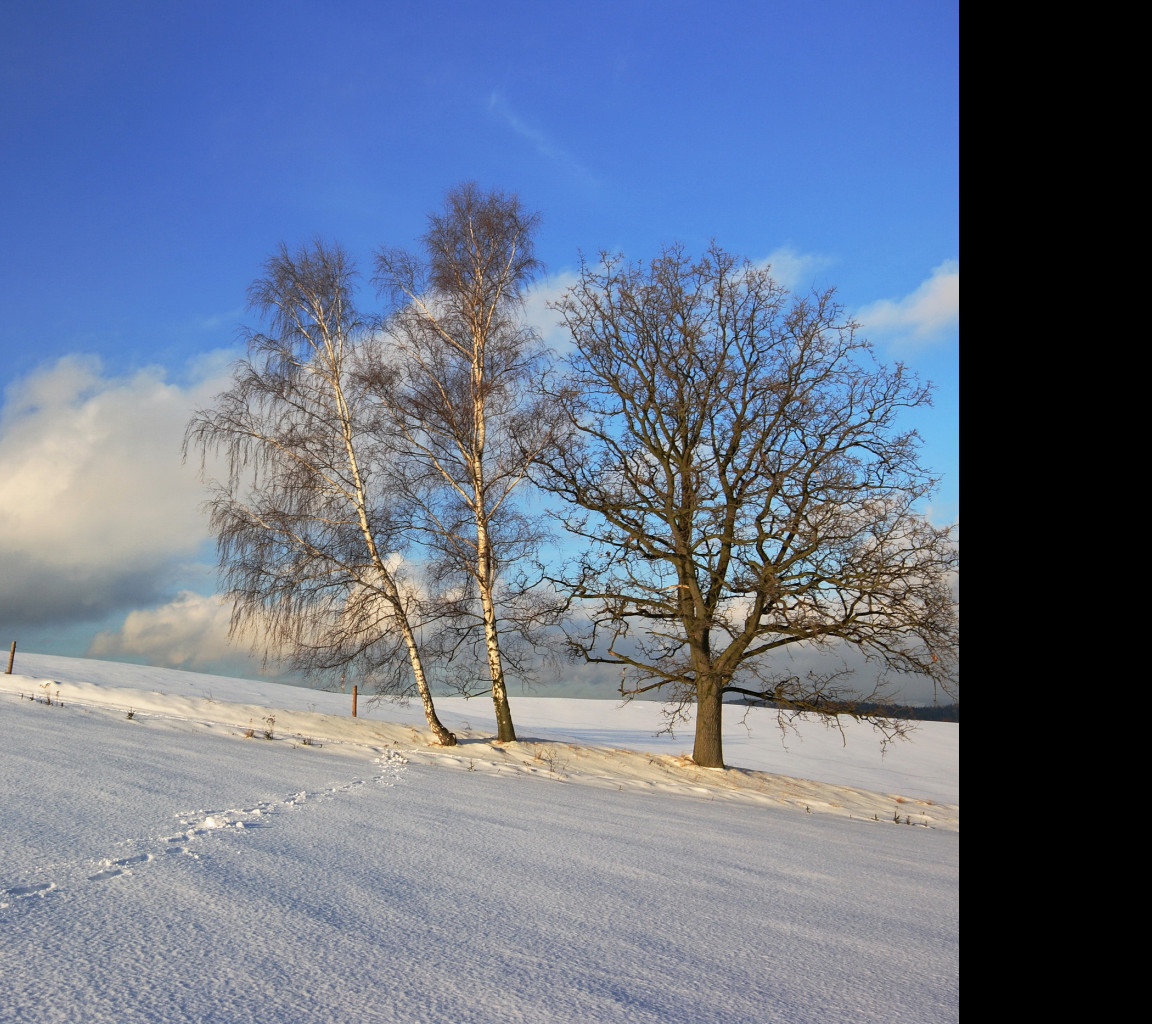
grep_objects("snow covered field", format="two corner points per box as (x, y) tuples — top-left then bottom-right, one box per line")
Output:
(2, 654), (958, 1023)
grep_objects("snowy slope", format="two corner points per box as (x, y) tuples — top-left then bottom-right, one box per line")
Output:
(1, 655), (958, 1024)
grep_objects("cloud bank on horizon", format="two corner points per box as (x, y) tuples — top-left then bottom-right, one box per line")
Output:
(0, 2), (957, 698)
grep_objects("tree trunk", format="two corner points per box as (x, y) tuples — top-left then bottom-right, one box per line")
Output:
(419, 689), (458, 747)
(480, 576), (517, 742)
(474, 485), (517, 742)
(398, 614), (457, 746)
(692, 676), (725, 768)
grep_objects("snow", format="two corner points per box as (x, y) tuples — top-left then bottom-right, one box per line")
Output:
(2, 654), (958, 1023)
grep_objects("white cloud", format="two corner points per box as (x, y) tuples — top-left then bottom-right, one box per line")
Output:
(756, 247), (833, 291)
(857, 261), (959, 348)
(523, 270), (580, 354)
(0, 354), (234, 627)
(87, 591), (236, 668)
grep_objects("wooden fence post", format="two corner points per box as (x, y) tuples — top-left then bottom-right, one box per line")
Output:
(352, 684), (358, 718)
(6, 641), (14, 675)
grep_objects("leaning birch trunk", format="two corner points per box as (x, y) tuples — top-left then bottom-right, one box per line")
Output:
(337, 379), (456, 748)
(396, 615), (457, 747)
(353, 570), (457, 747)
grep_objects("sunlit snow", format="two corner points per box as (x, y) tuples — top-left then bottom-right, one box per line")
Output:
(2, 653), (957, 1023)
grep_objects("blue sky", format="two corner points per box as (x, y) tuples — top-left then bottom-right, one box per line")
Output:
(0, 1), (958, 698)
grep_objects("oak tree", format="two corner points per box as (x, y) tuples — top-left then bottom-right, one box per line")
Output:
(540, 245), (958, 768)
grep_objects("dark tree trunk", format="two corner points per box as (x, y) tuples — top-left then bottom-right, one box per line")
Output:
(692, 676), (725, 768)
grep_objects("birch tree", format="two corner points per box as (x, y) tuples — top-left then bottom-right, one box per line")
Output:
(539, 244), (958, 768)
(372, 184), (559, 742)
(186, 240), (457, 746)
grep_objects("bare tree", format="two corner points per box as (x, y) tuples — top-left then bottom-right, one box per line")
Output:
(372, 184), (560, 742)
(539, 244), (958, 768)
(185, 240), (457, 746)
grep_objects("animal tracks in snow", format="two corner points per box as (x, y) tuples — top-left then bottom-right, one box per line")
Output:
(1, 749), (410, 910)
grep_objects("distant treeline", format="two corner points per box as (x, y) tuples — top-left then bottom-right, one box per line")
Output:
(883, 703), (959, 723)
(725, 697), (959, 723)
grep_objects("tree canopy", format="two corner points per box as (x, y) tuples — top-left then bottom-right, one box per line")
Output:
(539, 244), (958, 768)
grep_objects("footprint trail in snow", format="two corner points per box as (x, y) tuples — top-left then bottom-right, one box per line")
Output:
(1, 749), (410, 908)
